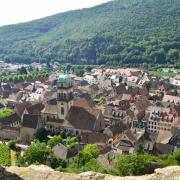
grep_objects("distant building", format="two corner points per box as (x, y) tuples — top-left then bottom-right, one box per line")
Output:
(146, 106), (179, 133)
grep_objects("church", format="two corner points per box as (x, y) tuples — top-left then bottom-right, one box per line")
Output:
(41, 74), (105, 135)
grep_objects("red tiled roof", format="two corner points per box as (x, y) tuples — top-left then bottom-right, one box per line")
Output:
(81, 132), (108, 145)
(73, 98), (91, 110)
(66, 106), (96, 131)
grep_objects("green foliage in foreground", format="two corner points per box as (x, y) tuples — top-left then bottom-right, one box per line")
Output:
(76, 144), (100, 168)
(15, 140), (180, 177)
(0, 108), (13, 119)
(47, 135), (78, 149)
(33, 128), (50, 142)
(47, 136), (63, 148)
(20, 142), (51, 165)
(0, 0), (180, 67)
(0, 144), (10, 166)
(116, 153), (162, 176)
(60, 149), (180, 176)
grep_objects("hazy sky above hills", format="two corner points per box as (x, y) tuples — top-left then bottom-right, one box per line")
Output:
(0, 0), (110, 26)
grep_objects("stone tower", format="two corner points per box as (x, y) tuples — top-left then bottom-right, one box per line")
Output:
(57, 74), (73, 120)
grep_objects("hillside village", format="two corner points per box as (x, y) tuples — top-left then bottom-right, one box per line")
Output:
(0, 67), (179, 162)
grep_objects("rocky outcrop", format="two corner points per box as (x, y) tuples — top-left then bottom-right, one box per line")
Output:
(1, 165), (180, 180)
(0, 166), (22, 180)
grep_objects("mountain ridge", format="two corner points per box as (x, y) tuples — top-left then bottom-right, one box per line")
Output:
(0, 0), (180, 66)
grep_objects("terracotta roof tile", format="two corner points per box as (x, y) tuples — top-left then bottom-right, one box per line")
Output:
(66, 106), (96, 131)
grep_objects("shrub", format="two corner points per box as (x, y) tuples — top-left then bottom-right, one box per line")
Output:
(0, 144), (10, 166)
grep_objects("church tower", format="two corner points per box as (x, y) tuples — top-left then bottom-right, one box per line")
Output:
(57, 74), (73, 120)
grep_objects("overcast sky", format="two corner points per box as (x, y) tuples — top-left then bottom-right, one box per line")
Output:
(0, 0), (110, 26)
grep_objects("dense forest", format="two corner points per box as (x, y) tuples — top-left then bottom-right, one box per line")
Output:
(0, 0), (180, 67)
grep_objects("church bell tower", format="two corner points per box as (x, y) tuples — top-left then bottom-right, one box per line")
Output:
(57, 74), (73, 120)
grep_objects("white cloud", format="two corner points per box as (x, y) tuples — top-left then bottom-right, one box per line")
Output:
(0, 0), (110, 26)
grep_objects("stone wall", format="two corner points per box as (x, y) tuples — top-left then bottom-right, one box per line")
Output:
(1, 165), (180, 180)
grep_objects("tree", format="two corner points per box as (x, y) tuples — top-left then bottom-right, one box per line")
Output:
(18, 66), (27, 74)
(167, 49), (179, 61)
(116, 154), (159, 176)
(85, 66), (93, 72)
(8, 141), (17, 151)
(82, 144), (100, 159)
(48, 156), (67, 169)
(76, 144), (100, 167)
(137, 144), (144, 154)
(48, 136), (63, 148)
(66, 64), (72, 72)
(144, 81), (151, 91)
(75, 69), (84, 77)
(33, 128), (50, 142)
(81, 159), (107, 174)
(119, 76), (123, 83)
(63, 136), (78, 149)
(23, 142), (51, 165)
(128, 85), (132, 90)
(166, 149), (180, 165)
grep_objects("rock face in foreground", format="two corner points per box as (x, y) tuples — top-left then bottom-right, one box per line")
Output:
(1, 165), (180, 180)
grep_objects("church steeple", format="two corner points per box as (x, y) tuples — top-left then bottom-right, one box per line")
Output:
(57, 74), (73, 120)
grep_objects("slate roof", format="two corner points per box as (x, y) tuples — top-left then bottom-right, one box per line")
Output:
(67, 148), (78, 158)
(25, 103), (45, 115)
(48, 98), (57, 105)
(0, 113), (21, 125)
(67, 144), (84, 158)
(100, 146), (112, 155)
(2, 84), (11, 91)
(0, 125), (20, 132)
(154, 143), (174, 154)
(22, 114), (39, 129)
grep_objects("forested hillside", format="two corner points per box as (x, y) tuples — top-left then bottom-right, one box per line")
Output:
(0, 0), (180, 66)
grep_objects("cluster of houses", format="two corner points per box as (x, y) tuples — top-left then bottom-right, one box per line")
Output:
(0, 67), (179, 161)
